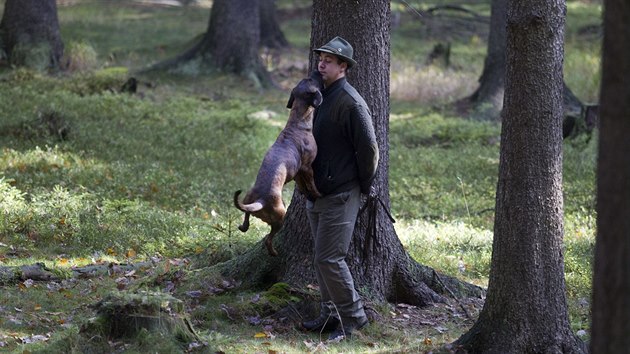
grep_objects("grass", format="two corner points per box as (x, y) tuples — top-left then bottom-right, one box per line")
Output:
(0, 0), (599, 352)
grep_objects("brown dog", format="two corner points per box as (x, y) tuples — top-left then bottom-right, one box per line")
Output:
(234, 71), (323, 256)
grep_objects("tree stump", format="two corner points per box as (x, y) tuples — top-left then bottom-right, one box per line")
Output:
(82, 290), (198, 342)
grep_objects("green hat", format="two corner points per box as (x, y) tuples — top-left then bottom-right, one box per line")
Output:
(314, 36), (357, 68)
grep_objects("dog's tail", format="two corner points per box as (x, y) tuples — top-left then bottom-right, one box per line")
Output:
(233, 190), (264, 213)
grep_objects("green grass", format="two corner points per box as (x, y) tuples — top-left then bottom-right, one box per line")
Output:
(0, 0), (599, 352)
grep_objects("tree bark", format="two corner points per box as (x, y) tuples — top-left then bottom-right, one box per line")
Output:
(0, 0), (64, 70)
(259, 0), (289, 49)
(146, 0), (273, 89)
(454, 1), (585, 352)
(217, 0), (483, 308)
(590, 0), (630, 352)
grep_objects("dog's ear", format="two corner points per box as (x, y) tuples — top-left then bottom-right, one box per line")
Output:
(312, 90), (323, 108)
(286, 92), (295, 109)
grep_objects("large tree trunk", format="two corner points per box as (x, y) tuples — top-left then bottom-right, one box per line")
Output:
(259, 0), (289, 49)
(454, 1), (585, 352)
(590, 0), (630, 352)
(218, 0), (482, 307)
(0, 0), (64, 70)
(147, 0), (272, 88)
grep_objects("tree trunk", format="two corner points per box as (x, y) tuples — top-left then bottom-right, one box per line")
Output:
(0, 0), (64, 70)
(218, 0), (483, 308)
(463, 0), (507, 120)
(259, 0), (289, 49)
(459, 0), (585, 123)
(590, 0), (630, 352)
(454, 1), (585, 352)
(147, 0), (272, 89)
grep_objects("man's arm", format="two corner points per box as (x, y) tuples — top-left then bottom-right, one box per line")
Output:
(349, 102), (379, 194)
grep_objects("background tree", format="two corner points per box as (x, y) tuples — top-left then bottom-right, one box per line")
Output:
(260, 0), (289, 49)
(218, 0), (482, 308)
(459, 0), (507, 120)
(590, 0), (630, 351)
(459, 0), (586, 123)
(0, 0), (64, 70)
(148, 0), (272, 88)
(453, 0), (586, 352)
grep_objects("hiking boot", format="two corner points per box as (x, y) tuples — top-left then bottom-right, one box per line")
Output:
(301, 313), (340, 332)
(327, 316), (369, 341)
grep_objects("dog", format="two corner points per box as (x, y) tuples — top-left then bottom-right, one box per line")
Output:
(234, 71), (323, 256)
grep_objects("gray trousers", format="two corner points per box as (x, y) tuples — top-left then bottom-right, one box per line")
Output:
(306, 186), (366, 324)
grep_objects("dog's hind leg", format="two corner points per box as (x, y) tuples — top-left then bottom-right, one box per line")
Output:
(238, 212), (251, 232)
(263, 222), (282, 257)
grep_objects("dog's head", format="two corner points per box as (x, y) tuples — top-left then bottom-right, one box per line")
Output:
(286, 71), (324, 109)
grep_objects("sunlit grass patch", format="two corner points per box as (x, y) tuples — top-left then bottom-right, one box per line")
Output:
(389, 110), (500, 229)
(391, 63), (477, 103)
(564, 46), (601, 103)
(398, 220), (492, 287)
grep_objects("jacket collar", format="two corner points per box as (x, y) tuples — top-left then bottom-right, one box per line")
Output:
(323, 77), (346, 98)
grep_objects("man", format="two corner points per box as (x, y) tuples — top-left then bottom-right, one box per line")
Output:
(301, 36), (379, 341)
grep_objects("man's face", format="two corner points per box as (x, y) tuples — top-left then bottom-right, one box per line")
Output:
(317, 53), (347, 87)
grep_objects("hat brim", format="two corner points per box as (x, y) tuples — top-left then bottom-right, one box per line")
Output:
(314, 48), (357, 68)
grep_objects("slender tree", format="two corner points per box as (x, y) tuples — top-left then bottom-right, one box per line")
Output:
(453, 0), (585, 352)
(590, 0), (630, 352)
(0, 0), (64, 70)
(219, 0), (481, 307)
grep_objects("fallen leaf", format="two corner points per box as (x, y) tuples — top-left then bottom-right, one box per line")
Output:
(254, 332), (268, 338)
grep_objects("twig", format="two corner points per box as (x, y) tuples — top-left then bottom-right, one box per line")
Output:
(398, 0), (425, 20)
